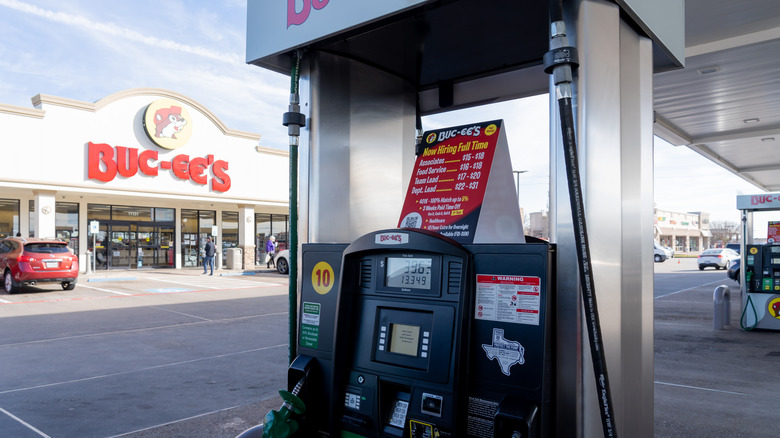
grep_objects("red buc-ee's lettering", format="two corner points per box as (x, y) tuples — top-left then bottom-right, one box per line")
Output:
(87, 142), (231, 192)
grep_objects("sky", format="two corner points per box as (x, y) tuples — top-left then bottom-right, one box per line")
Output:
(0, 0), (777, 238)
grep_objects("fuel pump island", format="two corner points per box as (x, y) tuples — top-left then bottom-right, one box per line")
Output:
(251, 120), (555, 437)
(245, 1), (684, 437)
(737, 193), (780, 331)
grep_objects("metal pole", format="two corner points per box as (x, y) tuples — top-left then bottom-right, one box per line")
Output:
(545, 2), (617, 435)
(513, 170), (528, 205)
(283, 51), (306, 365)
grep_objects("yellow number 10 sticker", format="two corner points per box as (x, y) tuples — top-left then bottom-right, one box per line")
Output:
(312, 261), (335, 295)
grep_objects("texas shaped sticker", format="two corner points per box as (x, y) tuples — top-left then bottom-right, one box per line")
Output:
(482, 328), (525, 376)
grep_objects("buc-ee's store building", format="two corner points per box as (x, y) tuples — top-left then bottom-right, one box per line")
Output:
(0, 88), (289, 272)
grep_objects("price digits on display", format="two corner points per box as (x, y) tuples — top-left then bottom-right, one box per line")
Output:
(386, 257), (433, 290)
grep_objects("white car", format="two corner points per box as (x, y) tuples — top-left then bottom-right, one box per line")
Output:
(274, 250), (290, 275)
(654, 242), (674, 262)
(697, 248), (739, 270)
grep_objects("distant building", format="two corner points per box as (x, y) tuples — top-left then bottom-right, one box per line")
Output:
(654, 209), (711, 253)
(527, 210), (549, 240)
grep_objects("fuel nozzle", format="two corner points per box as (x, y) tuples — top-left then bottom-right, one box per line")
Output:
(261, 377), (306, 438)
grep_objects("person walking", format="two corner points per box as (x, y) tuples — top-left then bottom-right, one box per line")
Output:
(203, 236), (216, 275)
(266, 235), (277, 268)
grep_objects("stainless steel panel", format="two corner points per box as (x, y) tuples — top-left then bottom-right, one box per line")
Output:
(552, 1), (654, 436)
(302, 51), (416, 244)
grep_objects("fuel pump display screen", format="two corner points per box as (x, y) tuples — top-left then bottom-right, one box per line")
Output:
(389, 323), (421, 356)
(386, 257), (432, 289)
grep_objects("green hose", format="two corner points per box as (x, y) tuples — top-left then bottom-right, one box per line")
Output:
(740, 293), (758, 331)
(287, 51), (303, 364)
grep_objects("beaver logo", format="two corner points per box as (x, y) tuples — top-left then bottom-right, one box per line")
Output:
(143, 99), (193, 150)
(769, 297), (780, 319)
(154, 106), (187, 139)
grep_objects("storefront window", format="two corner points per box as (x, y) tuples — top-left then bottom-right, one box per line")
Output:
(112, 205), (152, 222)
(221, 211), (238, 265)
(28, 200), (35, 237)
(55, 202), (79, 255)
(154, 208), (175, 222)
(181, 210), (199, 267)
(181, 209), (216, 267)
(689, 237), (699, 252)
(87, 204), (176, 270)
(675, 236), (686, 253)
(272, 216), (288, 251)
(0, 199), (20, 238)
(255, 213), (289, 265)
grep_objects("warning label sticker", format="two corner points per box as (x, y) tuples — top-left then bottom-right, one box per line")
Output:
(474, 275), (541, 325)
(300, 302), (320, 349)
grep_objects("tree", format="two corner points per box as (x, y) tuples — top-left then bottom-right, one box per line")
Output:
(709, 220), (739, 246)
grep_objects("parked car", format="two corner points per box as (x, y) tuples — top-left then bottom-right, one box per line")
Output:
(697, 248), (739, 270)
(726, 243), (741, 254)
(0, 237), (79, 293)
(727, 258), (740, 283)
(275, 249), (290, 275)
(654, 242), (674, 262)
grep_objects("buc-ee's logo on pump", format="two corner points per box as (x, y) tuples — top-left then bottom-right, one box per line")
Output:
(87, 98), (231, 192)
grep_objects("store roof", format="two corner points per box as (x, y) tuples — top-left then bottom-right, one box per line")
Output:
(653, 0), (780, 192)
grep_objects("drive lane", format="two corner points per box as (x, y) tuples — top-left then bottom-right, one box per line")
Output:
(0, 272), (289, 438)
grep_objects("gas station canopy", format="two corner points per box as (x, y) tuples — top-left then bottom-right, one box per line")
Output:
(247, 0), (683, 113)
(653, 0), (780, 192)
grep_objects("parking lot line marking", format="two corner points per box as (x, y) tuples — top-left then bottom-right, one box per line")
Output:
(145, 287), (194, 294)
(152, 306), (211, 321)
(654, 278), (727, 299)
(146, 277), (221, 289)
(0, 298), (12, 304)
(78, 283), (133, 296)
(0, 312), (287, 348)
(654, 380), (749, 396)
(0, 283), (285, 306)
(106, 403), (248, 438)
(0, 406), (52, 437)
(87, 277), (137, 282)
(0, 343), (287, 395)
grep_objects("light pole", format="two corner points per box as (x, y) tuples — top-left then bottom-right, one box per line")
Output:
(513, 170), (528, 204)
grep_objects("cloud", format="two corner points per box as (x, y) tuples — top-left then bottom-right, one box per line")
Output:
(0, 0), (242, 64)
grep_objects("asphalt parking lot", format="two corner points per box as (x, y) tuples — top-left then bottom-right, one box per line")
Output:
(1, 260), (777, 437)
(0, 268), (289, 438)
(654, 257), (778, 437)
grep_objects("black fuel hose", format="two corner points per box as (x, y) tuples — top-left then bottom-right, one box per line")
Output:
(545, 1), (618, 436)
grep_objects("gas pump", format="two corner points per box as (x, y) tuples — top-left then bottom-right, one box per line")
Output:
(295, 228), (555, 438)
(741, 243), (780, 330)
(245, 119), (557, 438)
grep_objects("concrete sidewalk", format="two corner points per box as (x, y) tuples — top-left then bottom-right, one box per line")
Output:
(82, 266), (287, 282)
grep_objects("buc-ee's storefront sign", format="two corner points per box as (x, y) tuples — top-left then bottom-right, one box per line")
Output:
(86, 99), (231, 192)
(88, 143), (231, 192)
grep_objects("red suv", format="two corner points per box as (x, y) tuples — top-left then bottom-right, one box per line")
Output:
(0, 237), (79, 293)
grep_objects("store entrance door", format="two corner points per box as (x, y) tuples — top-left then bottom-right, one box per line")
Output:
(97, 221), (175, 270)
(108, 223), (134, 269)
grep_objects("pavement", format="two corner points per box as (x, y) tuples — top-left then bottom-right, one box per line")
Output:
(96, 266), (289, 437)
(654, 260), (778, 437)
(82, 265), (284, 282)
(61, 261), (780, 436)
